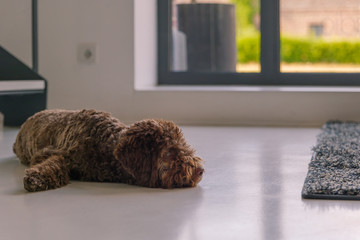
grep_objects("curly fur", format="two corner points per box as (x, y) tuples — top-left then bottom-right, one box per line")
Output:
(13, 109), (204, 192)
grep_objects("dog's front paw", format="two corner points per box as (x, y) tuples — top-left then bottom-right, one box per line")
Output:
(23, 169), (48, 192)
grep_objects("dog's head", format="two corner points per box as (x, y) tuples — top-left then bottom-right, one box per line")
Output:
(114, 119), (204, 188)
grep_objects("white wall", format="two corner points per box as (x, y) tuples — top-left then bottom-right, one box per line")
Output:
(38, 0), (134, 119)
(17, 0), (360, 126)
(0, 0), (32, 67)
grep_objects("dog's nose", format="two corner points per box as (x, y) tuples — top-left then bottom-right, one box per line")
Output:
(196, 167), (204, 176)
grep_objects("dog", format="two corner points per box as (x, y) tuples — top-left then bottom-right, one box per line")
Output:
(13, 109), (204, 192)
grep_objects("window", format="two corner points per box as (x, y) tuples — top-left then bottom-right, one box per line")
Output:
(309, 24), (324, 38)
(158, 0), (360, 85)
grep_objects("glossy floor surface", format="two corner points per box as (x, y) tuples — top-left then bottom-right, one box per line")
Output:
(1, 126), (359, 240)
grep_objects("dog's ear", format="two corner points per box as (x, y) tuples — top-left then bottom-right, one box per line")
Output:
(113, 119), (166, 187)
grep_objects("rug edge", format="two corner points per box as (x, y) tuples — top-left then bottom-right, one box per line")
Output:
(302, 193), (360, 200)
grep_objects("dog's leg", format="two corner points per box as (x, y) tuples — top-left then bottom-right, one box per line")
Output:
(24, 149), (70, 192)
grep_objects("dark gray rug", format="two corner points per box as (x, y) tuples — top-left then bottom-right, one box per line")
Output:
(302, 121), (360, 200)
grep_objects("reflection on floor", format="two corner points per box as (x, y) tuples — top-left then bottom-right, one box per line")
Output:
(1, 126), (359, 240)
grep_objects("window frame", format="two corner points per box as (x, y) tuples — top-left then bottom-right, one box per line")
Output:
(158, 0), (360, 86)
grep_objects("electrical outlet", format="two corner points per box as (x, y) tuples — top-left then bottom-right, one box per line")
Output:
(78, 43), (97, 64)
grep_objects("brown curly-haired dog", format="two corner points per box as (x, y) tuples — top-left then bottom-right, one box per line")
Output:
(13, 109), (204, 192)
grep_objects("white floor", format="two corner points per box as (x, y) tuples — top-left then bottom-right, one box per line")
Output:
(1, 126), (360, 240)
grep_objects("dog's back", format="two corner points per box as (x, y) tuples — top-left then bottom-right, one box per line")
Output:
(13, 109), (126, 169)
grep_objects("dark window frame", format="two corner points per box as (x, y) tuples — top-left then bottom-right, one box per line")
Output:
(158, 0), (360, 86)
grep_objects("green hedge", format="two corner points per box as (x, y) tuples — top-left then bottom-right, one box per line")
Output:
(237, 35), (360, 64)
(237, 34), (260, 63)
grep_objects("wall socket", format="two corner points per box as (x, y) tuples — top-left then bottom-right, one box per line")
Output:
(77, 43), (97, 64)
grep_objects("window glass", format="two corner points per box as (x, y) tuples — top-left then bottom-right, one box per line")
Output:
(280, 0), (360, 73)
(171, 0), (260, 72)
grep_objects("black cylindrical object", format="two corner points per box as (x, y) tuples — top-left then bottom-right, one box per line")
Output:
(176, 3), (237, 72)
